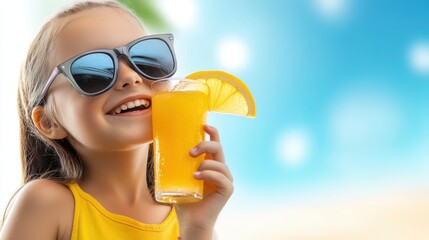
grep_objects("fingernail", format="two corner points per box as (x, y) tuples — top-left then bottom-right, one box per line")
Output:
(193, 171), (202, 177)
(190, 147), (198, 155)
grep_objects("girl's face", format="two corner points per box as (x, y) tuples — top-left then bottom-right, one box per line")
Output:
(49, 7), (151, 153)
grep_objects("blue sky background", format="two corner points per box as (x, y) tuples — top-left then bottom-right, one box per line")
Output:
(172, 0), (429, 198)
(2, 0), (429, 237)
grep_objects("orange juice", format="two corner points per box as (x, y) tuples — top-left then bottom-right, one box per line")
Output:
(152, 84), (208, 203)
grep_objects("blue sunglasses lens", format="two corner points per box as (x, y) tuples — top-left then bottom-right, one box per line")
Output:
(129, 39), (174, 78)
(71, 53), (115, 94)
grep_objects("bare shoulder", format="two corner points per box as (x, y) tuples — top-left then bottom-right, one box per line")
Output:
(13, 179), (74, 213)
(0, 179), (74, 240)
(19, 179), (72, 200)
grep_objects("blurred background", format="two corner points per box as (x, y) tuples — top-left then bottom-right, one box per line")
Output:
(1, 0), (429, 239)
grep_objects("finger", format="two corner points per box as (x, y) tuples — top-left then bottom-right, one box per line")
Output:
(204, 125), (220, 142)
(189, 141), (225, 163)
(193, 170), (234, 197)
(198, 160), (233, 182)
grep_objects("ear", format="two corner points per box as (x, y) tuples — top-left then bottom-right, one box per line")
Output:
(32, 106), (68, 140)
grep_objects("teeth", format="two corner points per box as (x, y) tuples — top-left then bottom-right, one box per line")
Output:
(134, 100), (142, 107)
(127, 102), (135, 108)
(113, 99), (150, 114)
(142, 100), (150, 108)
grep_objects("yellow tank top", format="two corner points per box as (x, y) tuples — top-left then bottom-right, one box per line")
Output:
(68, 182), (180, 240)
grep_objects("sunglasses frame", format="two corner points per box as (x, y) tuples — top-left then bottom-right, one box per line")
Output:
(35, 33), (177, 106)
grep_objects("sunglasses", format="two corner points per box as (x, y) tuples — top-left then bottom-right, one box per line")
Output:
(35, 33), (177, 106)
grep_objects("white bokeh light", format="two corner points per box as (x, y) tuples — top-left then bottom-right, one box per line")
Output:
(313, 0), (349, 21)
(216, 37), (248, 70)
(276, 128), (311, 167)
(409, 42), (429, 75)
(155, 0), (197, 30)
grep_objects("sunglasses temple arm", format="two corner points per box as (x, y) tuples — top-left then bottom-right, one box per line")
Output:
(35, 67), (61, 106)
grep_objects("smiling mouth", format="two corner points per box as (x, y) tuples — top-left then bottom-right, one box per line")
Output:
(109, 99), (151, 115)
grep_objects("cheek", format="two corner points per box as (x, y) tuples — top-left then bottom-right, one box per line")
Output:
(58, 98), (153, 150)
(57, 98), (105, 145)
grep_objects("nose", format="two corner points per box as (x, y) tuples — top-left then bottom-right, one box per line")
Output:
(114, 57), (143, 90)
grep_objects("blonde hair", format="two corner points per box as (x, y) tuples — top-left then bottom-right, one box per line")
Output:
(17, 1), (153, 184)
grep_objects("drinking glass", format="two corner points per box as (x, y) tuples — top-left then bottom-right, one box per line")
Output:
(151, 78), (209, 203)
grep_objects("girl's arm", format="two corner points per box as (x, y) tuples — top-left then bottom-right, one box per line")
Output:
(175, 125), (234, 240)
(0, 179), (73, 240)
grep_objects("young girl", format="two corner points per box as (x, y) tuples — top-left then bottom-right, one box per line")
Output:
(0, 1), (233, 239)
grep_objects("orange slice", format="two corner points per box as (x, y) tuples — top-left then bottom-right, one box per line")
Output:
(186, 70), (256, 118)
